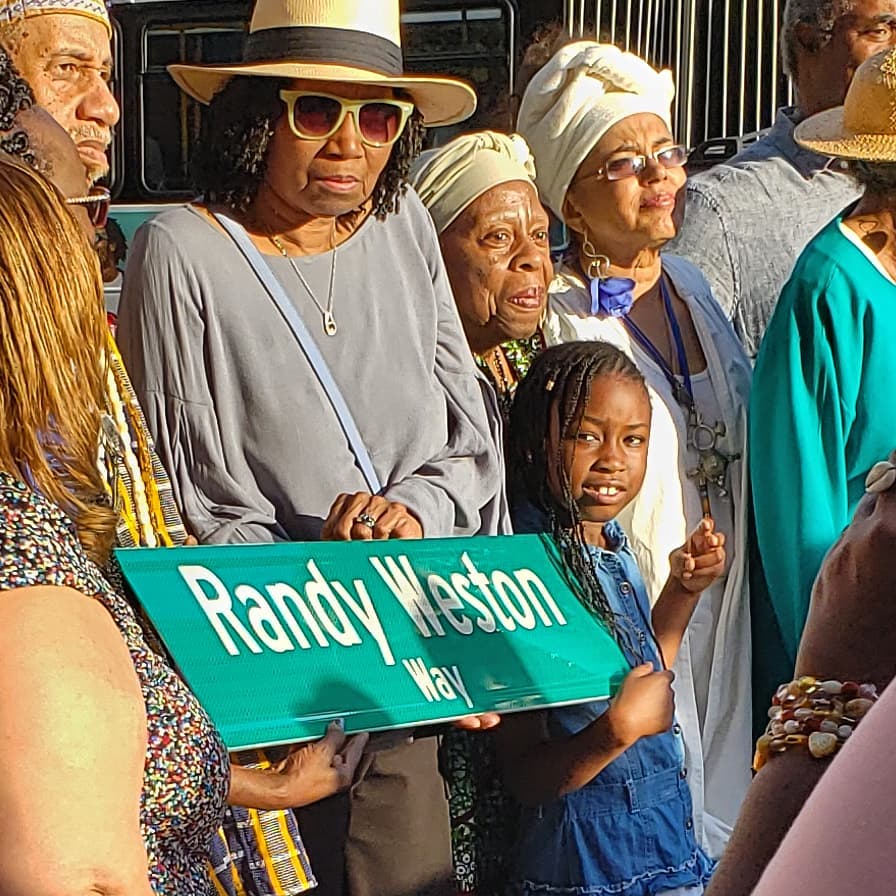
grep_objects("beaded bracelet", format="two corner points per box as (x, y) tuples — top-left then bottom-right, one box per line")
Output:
(753, 676), (879, 772)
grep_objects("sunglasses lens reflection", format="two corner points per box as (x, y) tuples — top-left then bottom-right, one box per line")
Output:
(357, 102), (402, 145)
(66, 187), (111, 229)
(292, 94), (405, 145)
(294, 94), (343, 137)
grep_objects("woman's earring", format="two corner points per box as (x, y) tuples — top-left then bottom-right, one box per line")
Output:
(582, 238), (610, 281)
(582, 234), (635, 319)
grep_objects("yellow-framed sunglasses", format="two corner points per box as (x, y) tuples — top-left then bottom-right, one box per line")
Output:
(279, 90), (414, 147)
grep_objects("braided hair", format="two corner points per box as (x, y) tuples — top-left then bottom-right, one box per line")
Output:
(0, 46), (36, 166)
(507, 340), (649, 648)
(192, 75), (425, 220)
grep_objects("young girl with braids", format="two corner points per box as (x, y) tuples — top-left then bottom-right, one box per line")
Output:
(495, 341), (721, 895)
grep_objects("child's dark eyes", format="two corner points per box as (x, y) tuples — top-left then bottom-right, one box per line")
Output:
(569, 432), (646, 449)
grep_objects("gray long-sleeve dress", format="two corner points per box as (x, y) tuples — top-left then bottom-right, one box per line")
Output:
(117, 195), (502, 544)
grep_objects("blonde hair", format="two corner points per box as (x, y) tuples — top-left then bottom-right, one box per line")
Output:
(0, 158), (115, 562)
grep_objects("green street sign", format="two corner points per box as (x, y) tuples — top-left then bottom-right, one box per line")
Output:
(115, 534), (628, 750)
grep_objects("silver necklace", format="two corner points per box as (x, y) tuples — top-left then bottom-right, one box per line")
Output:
(269, 231), (338, 336)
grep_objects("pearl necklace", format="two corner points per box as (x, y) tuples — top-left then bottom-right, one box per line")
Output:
(269, 231), (339, 336)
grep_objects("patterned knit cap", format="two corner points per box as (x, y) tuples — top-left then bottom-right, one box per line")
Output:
(0, 0), (111, 37)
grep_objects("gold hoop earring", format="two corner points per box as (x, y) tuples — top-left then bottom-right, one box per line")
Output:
(582, 237), (610, 280)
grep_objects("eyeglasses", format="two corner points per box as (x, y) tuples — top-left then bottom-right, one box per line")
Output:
(588, 145), (689, 182)
(66, 185), (111, 228)
(279, 90), (414, 147)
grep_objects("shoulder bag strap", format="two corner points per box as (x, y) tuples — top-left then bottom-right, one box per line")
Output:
(213, 212), (382, 494)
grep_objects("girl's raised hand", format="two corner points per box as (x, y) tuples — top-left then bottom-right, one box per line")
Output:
(669, 517), (726, 594)
(606, 662), (676, 748)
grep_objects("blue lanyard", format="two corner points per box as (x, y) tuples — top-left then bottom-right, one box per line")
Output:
(621, 277), (693, 406)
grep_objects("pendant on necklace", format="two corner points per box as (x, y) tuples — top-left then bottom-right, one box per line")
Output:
(323, 311), (338, 336)
(685, 409), (740, 499)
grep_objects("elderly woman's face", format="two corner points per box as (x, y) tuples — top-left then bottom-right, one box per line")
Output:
(263, 78), (399, 219)
(439, 180), (552, 353)
(563, 113), (686, 258)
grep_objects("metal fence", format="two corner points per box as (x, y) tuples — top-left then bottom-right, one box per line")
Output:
(564, 0), (795, 148)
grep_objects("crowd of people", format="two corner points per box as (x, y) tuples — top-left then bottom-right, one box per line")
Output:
(1, 0), (895, 893)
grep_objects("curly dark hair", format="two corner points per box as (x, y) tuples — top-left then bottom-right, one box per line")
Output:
(852, 159), (896, 198)
(192, 76), (425, 220)
(0, 45), (36, 165)
(507, 340), (650, 656)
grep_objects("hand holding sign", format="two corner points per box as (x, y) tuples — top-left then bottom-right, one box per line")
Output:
(452, 712), (501, 731)
(273, 721), (369, 807)
(607, 663), (676, 748)
(229, 722), (369, 810)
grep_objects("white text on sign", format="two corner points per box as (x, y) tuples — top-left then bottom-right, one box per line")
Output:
(179, 551), (567, 667)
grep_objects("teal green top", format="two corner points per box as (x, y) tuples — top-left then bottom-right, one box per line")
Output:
(750, 213), (896, 663)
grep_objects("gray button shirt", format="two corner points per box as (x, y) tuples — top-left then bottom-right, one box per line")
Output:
(669, 107), (860, 358)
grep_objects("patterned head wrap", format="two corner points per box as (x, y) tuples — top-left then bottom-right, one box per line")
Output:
(0, 0), (111, 37)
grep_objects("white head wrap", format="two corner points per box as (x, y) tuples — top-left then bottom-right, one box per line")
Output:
(409, 130), (537, 233)
(517, 41), (675, 219)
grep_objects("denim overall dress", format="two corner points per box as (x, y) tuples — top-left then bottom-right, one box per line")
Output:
(511, 521), (715, 895)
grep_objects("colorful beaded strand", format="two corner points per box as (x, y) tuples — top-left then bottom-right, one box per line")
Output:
(754, 676), (879, 771)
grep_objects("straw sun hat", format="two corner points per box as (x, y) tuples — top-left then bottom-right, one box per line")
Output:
(168, 0), (477, 127)
(795, 47), (896, 161)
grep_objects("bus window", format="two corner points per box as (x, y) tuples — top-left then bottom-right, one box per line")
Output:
(140, 24), (246, 194)
(402, 4), (515, 141)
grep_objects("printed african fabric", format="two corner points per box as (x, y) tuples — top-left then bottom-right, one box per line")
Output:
(440, 725), (518, 895)
(475, 331), (545, 420)
(103, 331), (187, 549)
(209, 748), (317, 896)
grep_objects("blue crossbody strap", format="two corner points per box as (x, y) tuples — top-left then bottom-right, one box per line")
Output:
(214, 212), (382, 494)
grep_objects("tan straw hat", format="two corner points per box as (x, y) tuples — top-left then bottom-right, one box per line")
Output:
(168, 0), (477, 127)
(795, 47), (896, 161)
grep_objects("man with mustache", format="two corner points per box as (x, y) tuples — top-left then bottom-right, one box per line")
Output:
(0, 0), (117, 183)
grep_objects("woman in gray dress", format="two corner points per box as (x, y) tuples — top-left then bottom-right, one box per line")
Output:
(116, 1), (502, 894)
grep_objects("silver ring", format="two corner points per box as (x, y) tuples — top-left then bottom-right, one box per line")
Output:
(355, 512), (377, 530)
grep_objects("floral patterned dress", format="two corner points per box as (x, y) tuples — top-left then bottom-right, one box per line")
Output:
(0, 473), (230, 894)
